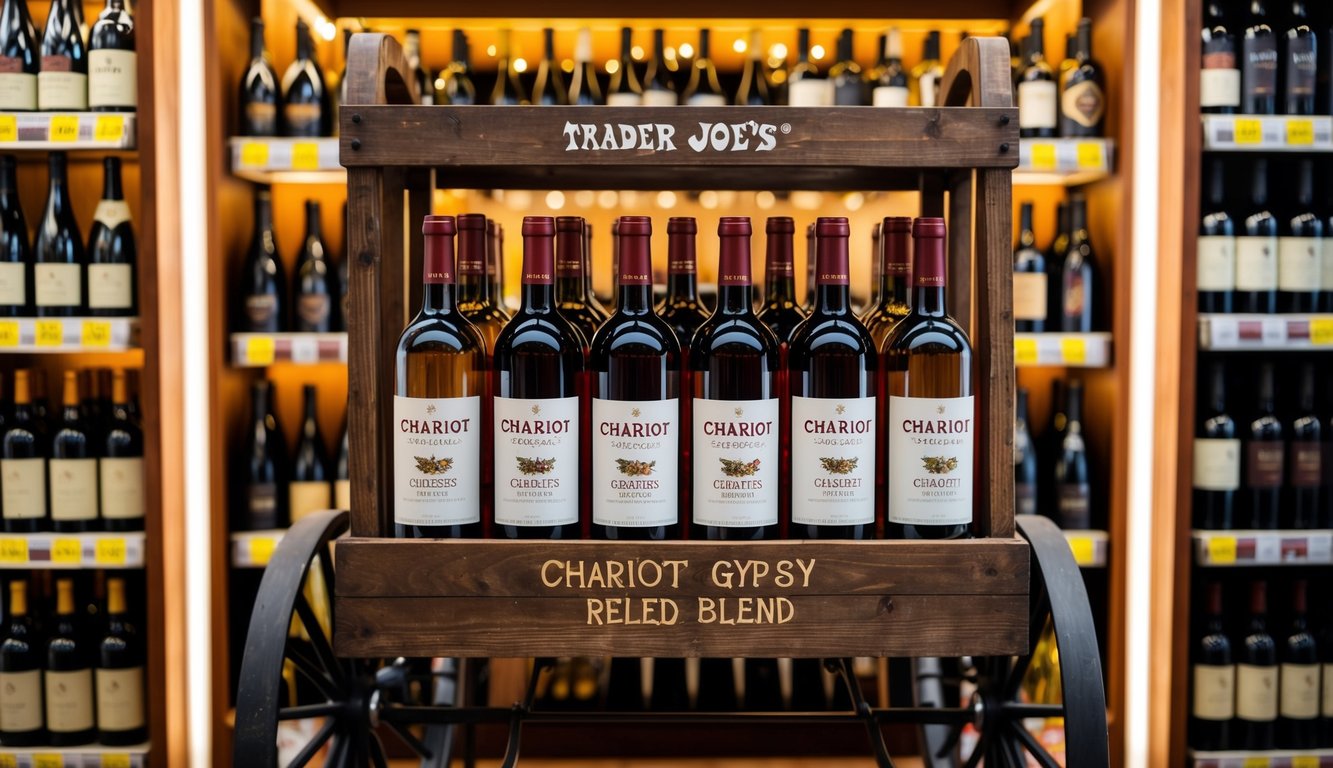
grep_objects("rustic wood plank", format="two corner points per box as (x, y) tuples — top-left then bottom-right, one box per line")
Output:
(947, 170), (974, 332)
(344, 33), (415, 107)
(940, 37), (1016, 109)
(976, 168), (1015, 539)
(332, 0), (1030, 19)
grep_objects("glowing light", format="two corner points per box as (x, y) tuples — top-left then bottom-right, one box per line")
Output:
(699, 190), (719, 210)
(770, 43), (788, 59)
(574, 190), (596, 207)
(843, 192), (865, 212)
(513, 57), (528, 73)
(506, 190), (534, 211)
(316, 18), (337, 42)
(435, 77), (447, 90)
(732, 38), (747, 53)
(605, 60), (620, 74)
(631, 45), (645, 60)
(561, 58), (575, 73)
(678, 43), (695, 59)
(755, 191), (777, 210)
(597, 190), (619, 209)
(791, 191), (823, 210)
(811, 44), (826, 60)
(546, 190), (566, 210)
(664, 46), (677, 61)
(487, 44), (497, 57)
(657, 191), (678, 209)
(620, 191), (639, 207)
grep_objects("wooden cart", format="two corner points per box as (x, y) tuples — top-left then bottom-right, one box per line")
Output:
(232, 35), (1109, 768)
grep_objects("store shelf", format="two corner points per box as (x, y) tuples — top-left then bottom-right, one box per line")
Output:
(1192, 529), (1333, 567)
(232, 529), (284, 568)
(230, 332), (347, 366)
(0, 744), (149, 768)
(1201, 114), (1333, 152)
(0, 317), (139, 352)
(1198, 313), (1333, 351)
(1191, 748), (1333, 768)
(229, 137), (343, 184)
(1014, 332), (1113, 367)
(1013, 138), (1115, 186)
(1065, 529), (1108, 568)
(0, 112), (136, 151)
(0, 532), (146, 569)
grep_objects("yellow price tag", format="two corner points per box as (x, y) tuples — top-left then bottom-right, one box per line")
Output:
(1075, 142), (1104, 169)
(0, 754), (16, 768)
(1286, 119), (1315, 146)
(239, 140), (270, 169)
(1206, 535), (1238, 565)
(1292, 757), (1320, 768)
(0, 319), (19, 346)
(1060, 337), (1087, 365)
(1029, 143), (1057, 170)
(1014, 337), (1038, 366)
(1310, 317), (1333, 345)
(35, 319), (63, 346)
(1068, 536), (1095, 566)
(81, 319), (113, 347)
(1242, 758), (1271, 768)
(95, 537), (128, 566)
(48, 114), (79, 143)
(94, 114), (126, 143)
(0, 537), (27, 564)
(0, 114), (17, 143)
(250, 536), (277, 566)
(51, 538), (82, 565)
(33, 754), (65, 768)
(1234, 118), (1263, 144)
(101, 755), (133, 768)
(291, 141), (320, 170)
(245, 335), (276, 365)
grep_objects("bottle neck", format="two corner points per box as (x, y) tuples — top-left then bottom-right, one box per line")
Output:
(296, 27), (311, 61)
(1029, 25), (1045, 59)
(814, 234), (852, 315)
(798, 31), (811, 63)
(107, 580), (126, 616)
(1019, 205), (1035, 247)
(520, 232), (556, 313)
(423, 231), (458, 314)
(1207, 366), (1227, 412)
(102, 160), (123, 201)
(617, 232), (653, 314)
(764, 234), (796, 303)
(305, 208), (321, 240)
(0, 162), (15, 200)
(620, 29), (633, 62)
(456, 229), (488, 303)
(698, 30), (711, 61)
(666, 231), (698, 301)
(912, 234), (948, 317)
(250, 20), (265, 61)
(302, 392), (317, 425)
(717, 232), (753, 315)
(1076, 23), (1093, 60)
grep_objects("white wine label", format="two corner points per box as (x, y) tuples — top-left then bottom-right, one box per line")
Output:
(606, 92), (642, 106)
(641, 90), (679, 106)
(283, 102), (321, 134)
(89, 49), (137, 109)
(392, 395), (481, 527)
(45, 668), (94, 733)
(686, 93), (727, 107)
(1235, 237), (1278, 291)
(88, 263), (133, 310)
(1279, 663), (1320, 719)
(1324, 663), (1333, 716)
(888, 395), (974, 526)
(35, 262), (82, 308)
(788, 79), (832, 107)
(791, 396), (876, 527)
(494, 395), (580, 528)
(1191, 664), (1235, 721)
(1235, 663), (1278, 721)
(0, 669), (43, 731)
(95, 666), (145, 731)
(1200, 68), (1241, 107)
(289, 480), (332, 523)
(38, 70), (88, 111)
(49, 458), (98, 521)
(692, 398), (779, 528)
(919, 72), (939, 107)
(592, 397), (679, 528)
(0, 261), (25, 306)
(1322, 240), (1333, 296)
(334, 479), (350, 510)
(1017, 80), (1058, 129)
(1278, 237), (1321, 291)
(872, 86), (909, 107)
(1061, 80), (1105, 127)
(1196, 236), (1236, 292)
(1012, 272), (1048, 321)
(94, 200), (132, 231)
(0, 71), (36, 110)
(1, 458), (45, 520)
(1193, 438), (1241, 491)
(100, 457), (144, 520)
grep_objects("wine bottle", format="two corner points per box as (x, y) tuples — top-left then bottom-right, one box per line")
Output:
(803, 222), (816, 312)
(45, 578), (95, 746)
(95, 577), (145, 745)
(333, 419), (349, 510)
(100, 369), (142, 531)
(1047, 202), (1070, 323)
(1013, 202), (1048, 332)
(393, 216), (485, 538)
(1060, 195), (1098, 332)
(50, 371), (97, 533)
(690, 217), (780, 540)
(239, 188), (284, 332)
(1194, 361), (1239, 530)
(1198, 158), (1235, 313)
(871, 28), (909, 107)
(492, 216), (584, 540)
(1284, 2), (1318, 115)
(87, 156), (137, 317)
(756, 217), (807, 345)
(1236, 159), (1278, 313)
(1015, 387), (1038, 517)
(444, 30), (476, 105)
(38, 0), (87, 111)
(1237, 580), (1279, 750)
(1052, 379), (1091, 529)
(589, 216), (681, 540)
(555, 216), (605, 344)
(605, 27), (641, 106)
(489, 28), (525, 106)
(0, 578), (43, 746)
(488, 220), (507, 314)
(281, 20), (326, 137)
(650, 657), (688, 710)
(683, 29), (726, 106)
(789, 218), (877, 540)
(1243, 362), (1283, 529)
(1286, 362), (1323, 529)
(657, 217), (710, 350)
(1059, 19), (1105, 137)
(1191, 581), (1234, 751)
(403, 29), (433, 106)
(885, 218), (974, 540)
(1279, 159), (1323, 312)
(788, 28), (829, 107)
(34, 152), (85, 318)
(0, 0), (39, 111)
(238, 380), (285, 531)
(1, 370), (45, 532)
(1242, 0), (1279, 115)
(532, 27), (566, 106)
(641, 29), (677, 106)
(910, 30), (943, 107)
(294, 200), (333, 332)
(862, 217), (912, 349)
(238, 17), (279, 135)
(829, 28), (866, 106)
(696, 657), (738, 710)
(736, 29), (769, 106)
(456, 213), (508, 352)
(568, 28), (602, 106)
(87, 0), (134, 111)
(1202, 2), (1241, 114)
(0, 155), (29, 316)
(289, 384), (331, 524)
(1277, 579), (1320, 748)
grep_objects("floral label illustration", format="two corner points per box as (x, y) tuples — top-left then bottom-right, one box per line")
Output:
(393, 395), (481, 527)
(791, 396), (875, 527)
(494, 396), (579, 527)
(888, 395), (974, 526)
(693, 398), (779, 528)
(593, 398), (679, 528)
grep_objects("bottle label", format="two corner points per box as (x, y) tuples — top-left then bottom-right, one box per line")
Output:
(45, 668), (94, 733)
(297, 293), (331, 328)
(1016, 481), (1036, 516)
(1192, 664), (1235, 721)
(1279, 663), (1319, 719)
(1246, 441), (1284, 489)
(284, 102), (322, 134)
(94, 200), (132, 231)
(88, 49), (138, 109)
(1289, 441), (1321, 488)
(0, 260), (25, 306)
(245, 101), (278, 135)
(1063, 268), (1087, 319)
(493, 395), (581, 528)
(1056, 483), (1091, 529)
(1193, 438), (1241, 491)
(1234, 237), (1278, 291)
(289, 480), (332, 523)
(605, 92), (642, 106)
(49, 458), (98, 521)
(1324, 663), (1333, 717)
(1199, 68), (1241, 108)
(1278, 237), (1320, 292)
(591, 398), (679, 528)
(1287, 38), (1317, 100)
(1196, 236), (1236, 292)
(687, 93), (727, 107)
(887, 395), (973, 526)
(1, 458), (45, 520)
(1061, 80), (1105, 127)
(1012, 272), (1048, 321)
(247, 482), (279, 529)
(100, 457), (145, 520)
(1017, 80), (1058, 129)
(245, 294), (278, 327)
(790, 396), (876, 526)
(1236, 664), (1278, 721)
(641, 90), (678, 107)
(393, 395), (482, 527)
(88, 264), (133, 310)
(0, 669), (43, 731)
(334, 479), (351, 510)
(919, 72), (939, 107)
(1243, 40), (1278, 99)
(38, 68), (88, 111)
(35, 262), (82, 308)
(872, 86), (909, 107)
(0, 71), (37, 110)
(692, 398), (779, 528)
(96, 666), (145, 731)
(1323, 239), (1333, 294)
(787, 79), (831, 107)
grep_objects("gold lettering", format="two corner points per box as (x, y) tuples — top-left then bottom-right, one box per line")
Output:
(711, 561), (734, 589)
(565, 559), (584, 588)
(774, 560), (794, 588)
(542, 560), (562, 588)
(750, 560), (770, 585)
(735, 597), (755, 624)
(606, 560), (625, 589)
(638, 560), (663, 588)
(796, 558), (816, 588)
(697, 597), (718, 623)
(587, 562), (606, 589)
(757, 597), (775, 623)
(661, 598), (680, 625)
(604, 595), (622, 623)
(587, 598), (605, 625)
(665, 560), (688, 588)
(777, 597), (794, 623)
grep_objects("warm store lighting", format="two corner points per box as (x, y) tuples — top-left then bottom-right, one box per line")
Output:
(486, 44), (497, 57)
(561, 59), (574, 73)
(605, 60), (619, 74)
(678, 42), (694, 59)
(810, 44), (826, 60)
(631, 45), (645, 60)
(843, 192), (865, 211)
(664, 47), (677, 61)
(699, 190), (719, 210)
(574, 190), (595, 208)
(755, 191), (776, 210)
(657, 191), (677, 209)
(732, 38), (747, 53)
(770, 43), (788, 60)
(513, 57), (528, 73)
(597, 190), (618, 209)
(546, 190), (565, 210)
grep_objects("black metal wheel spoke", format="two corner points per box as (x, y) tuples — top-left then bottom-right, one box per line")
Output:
(279, 702), (344, 721)
(284, 716), (338, 768)
(1006, 718), (1063, 768)
(369, 732), (390, 768)
(319, 542), (337, 619)
(387, 720), (435, 760)
(325, 734), (348, 768)
(295, 591), (345, 687)
(285, 643), (342, 702)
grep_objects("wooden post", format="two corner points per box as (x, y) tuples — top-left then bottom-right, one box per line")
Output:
(975, 168), (1014, 539)
(947, 169), (974, 332)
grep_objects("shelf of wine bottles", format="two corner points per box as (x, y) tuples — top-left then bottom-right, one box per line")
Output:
(0, 114), (136, 153)
(1015, 332), (1113, 367)
(228, 137), (341, 184)
(229, 529), (284, 568)
(1200, 315), (1333, 350)
(1193, 530), (1333, 567)
(229, 332), (347, 367)
(0, 744), (149, 767)
(0, 532), (144, 570)
(1190, 748), (1333, 767)
(1203, 115), (1333, 152)
(1012, 192), (1106, 336)
(1066, 529), (1109, 568)
(1014, 138), (1116, 186)
(0, 319), (139, 354)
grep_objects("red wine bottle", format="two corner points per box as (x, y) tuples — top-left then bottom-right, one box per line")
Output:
(50, 371), (97, 533)
(606, 27), (641, 106)
(1236, 580), (1278, 750)
(294, 200), (334, 332)
(38, 0), (87, 112)
(683, 29), (726, 106)
(239, 188), (285, 332)
(1278, 159), (1323, 313)
(690, 217), (780, 540)
(1278, 579), (1320, 748)
(830, 29), (866, 106)
(555, 216), (607, 344)
(34, 152), (85, 318)
(1242, 0), (1279, 115)
(281, 20), (328, 137)
(492, 216), (584, 540)
(643, 28), (678, 106)
(0, 0), (39, 111)
(45, 578), (95, 747)
(237, 380), (286, 531)
(444, 30), (477, 105)
(657, 217), (710, 350)
(863, 217), (912, 348)
(289, 384), (330, 524)
(1243, 362), (1283, 529)
(1201, 2), (1240, 114)
(1190, 581), (1234, 751)
(1060, 195), (1098, 332)
(1015, 387), (1038, 517)
(531, 27), (566, 106)
(1060, 18), (1105, 137)
(589, 216), (681, 540)
(88, 0), (136, 112)
(1286, 362), (1323, 529)
(1013, 202), (1047, 332)
(86, 157), (138, 317)
(0, 154), (30, 316)
(2, 371), (46, 533)
(788, 218), (877, 540)
(568, 28), (602, 106)
(1284, 2), (1318, 116)
(1194, 361), (1238, 530)
(1236, 159), (1278, 313)
(1053, 379), (1091, 529)
(0, 578), (44, 746)
(101, 369), (143, 532)
(756, 217), (806, 345)
(239, 17), (279, 135)
(1018, 18), (1058, 138)
(1198, 158), (1235, 313)
(95, 577), (146, 746)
